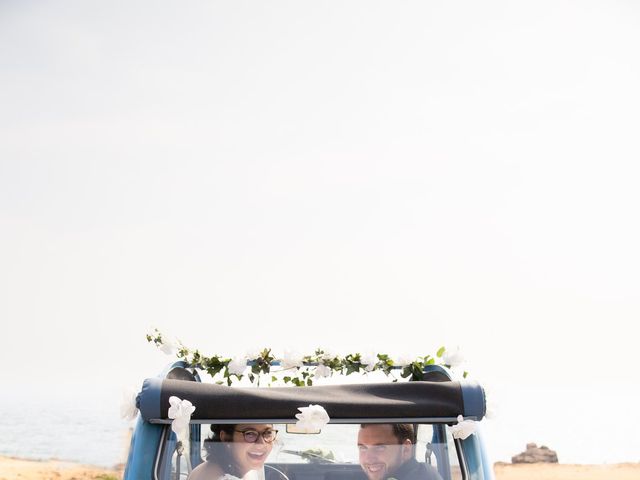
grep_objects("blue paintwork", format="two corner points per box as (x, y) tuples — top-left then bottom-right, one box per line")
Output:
(477, 427), (496, 480)
(123, 415), (165, 480)
(423, 364), (454, 379)
(461, 430), (496, 480)
(124, 361), (201, 480)
(189, 423), (203, 469)
(461, 382), (486, 420)
(138, 377), (163, 421)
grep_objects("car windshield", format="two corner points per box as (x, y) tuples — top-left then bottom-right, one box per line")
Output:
(176, 423), (465, 480)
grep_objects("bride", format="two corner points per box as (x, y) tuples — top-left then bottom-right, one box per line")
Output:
(188, 424), (277, 480)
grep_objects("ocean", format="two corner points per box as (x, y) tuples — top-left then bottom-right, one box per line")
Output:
(0, 385), (131, 468)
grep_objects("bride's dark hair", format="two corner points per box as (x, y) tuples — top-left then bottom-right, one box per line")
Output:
(208, 424), (237, 443)
(203, 424), (238, 473)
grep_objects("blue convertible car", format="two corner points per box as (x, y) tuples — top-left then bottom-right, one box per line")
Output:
(124, 362), (493, 480)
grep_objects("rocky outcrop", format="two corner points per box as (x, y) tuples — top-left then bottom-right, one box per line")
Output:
(511, 443), (558, 463)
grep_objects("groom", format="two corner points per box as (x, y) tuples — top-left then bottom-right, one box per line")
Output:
(357, 424), (442, 480)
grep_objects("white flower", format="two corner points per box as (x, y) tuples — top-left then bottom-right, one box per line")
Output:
(295, 404), (330, 433)
(485, 402), (497, 420)
(394, 353), (416, 367)
(244, 347), (264, 360)
(318, 347), (338, 361)
(483, 385), (499, 420)
(315, 364), (332, 378)
(159, 336), (178, 356)
(280, 349), (304, 369)
(442, 347), (465, 369)
(360, 352), (378, 372)
(451, 415), (477, 440)
(120, 387), (139, 421)
(228, 356), (248, 376)
(168, 396), (196, 438)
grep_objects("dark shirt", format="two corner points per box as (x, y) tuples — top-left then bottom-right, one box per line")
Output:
(388, 458), (443, 480)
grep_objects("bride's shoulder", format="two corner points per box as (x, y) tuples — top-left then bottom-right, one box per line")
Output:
(188, 461), (226, 480)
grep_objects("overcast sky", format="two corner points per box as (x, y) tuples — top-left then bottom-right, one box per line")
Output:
(1, 0), (639, 464)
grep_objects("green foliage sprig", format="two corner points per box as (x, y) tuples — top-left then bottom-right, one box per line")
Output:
(146, 328), (468, 387)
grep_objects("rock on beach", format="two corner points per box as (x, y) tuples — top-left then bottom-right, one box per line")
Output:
(511, 442), (559, 463)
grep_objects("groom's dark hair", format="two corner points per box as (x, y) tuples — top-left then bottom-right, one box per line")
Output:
(360, 423), (416, 444)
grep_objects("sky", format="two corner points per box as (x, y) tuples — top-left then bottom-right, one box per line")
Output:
(1, 0), (639, 465)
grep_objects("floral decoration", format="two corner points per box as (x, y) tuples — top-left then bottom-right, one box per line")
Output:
(168, 395), (196, 438)
(295, 404), (331, 433)
(442, 346), (465, 369)
(146, 328), (468, 387)
(227, 356), (248, 376)
(120, 387), (139, 421)
(450, 415), (477, 440)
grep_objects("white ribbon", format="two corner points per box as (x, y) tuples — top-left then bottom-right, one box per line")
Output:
(119, 387), (139, 421)
(168, 396), (196, 438)
(295, 404), (330, 433)
(451, 414), (477, 440)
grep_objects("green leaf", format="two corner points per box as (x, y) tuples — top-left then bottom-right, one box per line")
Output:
(410, 367), (424, 381)
(436, 346), (446, 358)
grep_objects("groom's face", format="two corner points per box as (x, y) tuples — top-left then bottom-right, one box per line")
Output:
(357, 425), (412, 480)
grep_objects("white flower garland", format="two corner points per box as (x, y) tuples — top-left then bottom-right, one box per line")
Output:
(146, 328), (468, 387)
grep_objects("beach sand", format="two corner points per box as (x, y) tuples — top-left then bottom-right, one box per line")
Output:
(493, 462), (640, 480)
(0, 456), (123, 480)
(2, 457), (640, 480)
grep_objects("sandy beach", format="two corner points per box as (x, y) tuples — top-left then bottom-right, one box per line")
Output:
(493, 462), (640, 480)
(2, 457), (640, 480)
(0, 456), (123, 480)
